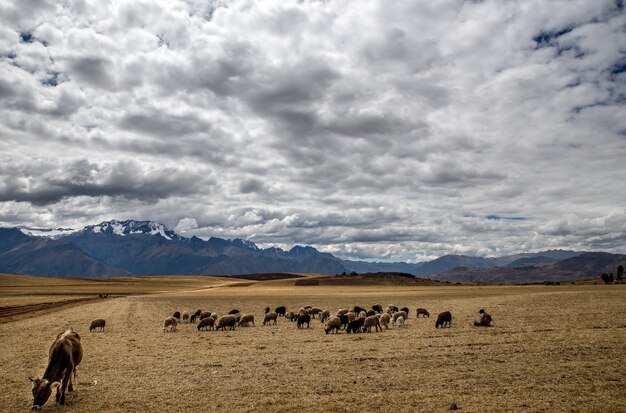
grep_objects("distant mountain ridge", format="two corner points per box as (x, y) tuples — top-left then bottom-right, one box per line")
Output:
(0, 219), (620, 283)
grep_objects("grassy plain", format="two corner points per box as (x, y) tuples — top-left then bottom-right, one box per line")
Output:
(0, 274), (624, 413)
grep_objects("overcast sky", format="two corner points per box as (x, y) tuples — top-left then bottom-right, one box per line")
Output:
(1, 0), (625, 262)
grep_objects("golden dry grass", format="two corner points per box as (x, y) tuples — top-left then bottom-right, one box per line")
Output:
(0, 276), (624, 413)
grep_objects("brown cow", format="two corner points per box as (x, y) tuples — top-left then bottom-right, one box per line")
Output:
(30, 329), (83, 410)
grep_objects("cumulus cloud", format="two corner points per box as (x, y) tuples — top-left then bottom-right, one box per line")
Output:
(0, 0), (625, 260)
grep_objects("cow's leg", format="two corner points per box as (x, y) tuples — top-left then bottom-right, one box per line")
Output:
(59, 376), (69, 405)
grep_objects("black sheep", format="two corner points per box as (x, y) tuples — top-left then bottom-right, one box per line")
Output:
(297, 314), (311, 329)
(172, 311), (181, 320)
(353, 306), (366, 315)
(190, 309), (202, 323)
(400, 307), (409, 315)
(366, 310), (376, 317)
(346, 318), (365, 334)
(338, 314), (349, 329)
(228, 309), (240, 315)
(435, 311), (452, 328)
(372, 304), (383, 313)
(275, 306), (287, 316)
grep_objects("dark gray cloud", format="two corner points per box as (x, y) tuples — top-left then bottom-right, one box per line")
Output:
(0, 0), (625, 261)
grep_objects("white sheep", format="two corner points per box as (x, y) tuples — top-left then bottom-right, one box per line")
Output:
(358, 311), (367, 319)
(363, 315), (382, 332)
(336, 309), (349, 316)
(238, 314), (255, 327)
(263, 312), (278, 325)
(396, 315), (405, 328)
(392, 310), (408, 323)
(324, 316), (341, 334)
(163, 316), (178, 332)
(380, 313), (392, 329)
(320, 309), (331, 323)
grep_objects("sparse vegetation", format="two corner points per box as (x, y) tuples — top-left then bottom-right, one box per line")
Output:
(1, 274), (624, 412)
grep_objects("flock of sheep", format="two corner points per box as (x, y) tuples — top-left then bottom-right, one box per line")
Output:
(156, 304), (453, 334)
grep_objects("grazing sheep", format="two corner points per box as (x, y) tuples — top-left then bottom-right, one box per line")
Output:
(190, 309), (202, 323)
(297, 314), (311, 329)
(263, 312), (278, 325)
(358, 311), (367, 319)
(228, 309), (240, 315)
(309, 307), (322, 318)
(324, 316), (341, 334)
(353, 306), (366, 315)
(172, 311), (181, 320)
(372, 304), (383, 313)
(380, 313), (392, 329)
(298, 307), (306, 315)
(338, 314), (350, 330)
(389, 305), (399, 313)
(400, 307), (409, 315)
(392, 311), (408, 323)
(210, 313), (219, 321)
(200, 311), (212, 320)
(336, 309), (349, 316)
(346, 311), (356, 322)
(396, 316), (405, 328)
(238, 314), (255, 327)
(320, 309), (331, 323)
(215, 315), (238, 331)
(346, 318), (365, 334)
(275, 306), (287, 317)
(264, 306), (270, 314)
(89, 319), (106, 332)
(197, 317), (215, 331)
(363, 315), (382, 332)
(287, 312), (298, 322)
(435, 311), (452, 328)
(182, 312), (190, 323)
(163, 316), (178, 332)
(416, 308), (430, 318)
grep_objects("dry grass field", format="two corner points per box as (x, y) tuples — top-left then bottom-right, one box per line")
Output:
(0, 274), (624, 413)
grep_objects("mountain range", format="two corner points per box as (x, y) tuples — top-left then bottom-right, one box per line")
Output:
(0, 220), (623, 283)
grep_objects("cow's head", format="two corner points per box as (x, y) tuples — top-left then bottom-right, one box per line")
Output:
(29, 377), (60, 410)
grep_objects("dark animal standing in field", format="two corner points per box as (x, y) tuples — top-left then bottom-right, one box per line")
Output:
(435, 311), (452, 328)
(228, 309), (240, 315)
(309, 307), (322, 318)
(275, 306), (287, 316)
(338, 314), (349, 329)
(400, 307), (409, 315)
(197, 317), (215, 331)
(215, 315), (237, 331)
(366, 310), (375, 317)
(182, 312), (189, 323)
(89, 319), (105, 332)
(372, 304), (383, 313)
(389, 305), (399, 313)
(30, 329), (83, 410)
(265, 306), (270, 314)
(172, 311), (181, 320)
(297, 314), (311, 329)
(416, 308), (430, 318)
(190, 309), (202, 323)
(346, 318), (365, 334)
(353, 306), (366, 315)
(199, 311), (212, 320)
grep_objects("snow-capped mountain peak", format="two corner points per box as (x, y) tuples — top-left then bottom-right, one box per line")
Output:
(85, 220), (179, 240)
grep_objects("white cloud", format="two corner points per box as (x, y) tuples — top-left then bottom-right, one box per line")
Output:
(1, 0), (625, 260)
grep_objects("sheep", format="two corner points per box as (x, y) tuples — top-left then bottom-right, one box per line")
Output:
(263, 312), (278, 325)
(358, 311), (367, 319)
(400, 307), (409, 315)
(320, 309), (331, 323)
(235, 313), (243, 322)
(89, 319), (106, 332)
(338, 314), (350, 330)
(346, 318), (365, 333)
(388, 305), (399, 313)
(297, 314), (311, 329)
(172, 311), (181, 320)
(353, 306), (366, 315)
(238, 314), (255, 327)
(190, 309), (202, 323)
(228, 309), (240, 315)
(210, 313), (219, 321)
(215, 315), (238, 331)
(435, 311), (452, 328)
(336, 309), (349, 316)
(163, 316), (178, 332)
(200, 311), (212, 320)
(346, 311), (356, 322)
(363, 315), (382, 332)
(380, 313), (392, 329)
(287, 312), (298, 322)
(264, 306), (270, 314)
(298, 307), (306, 315)
(385, 307), (393, 314)
(197, 317), (215, 331)
(396, 316), (405, 328)
(392, 311), (408, 323)
(372, 304), (383, 313)
(275, 306), (287, 317)
(416, 308), (430, 318)
(324, 316), (341, 334)
(309, 307), (323, 318)
(182, 311), (190, 323)
(366, 310), (376, 317)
